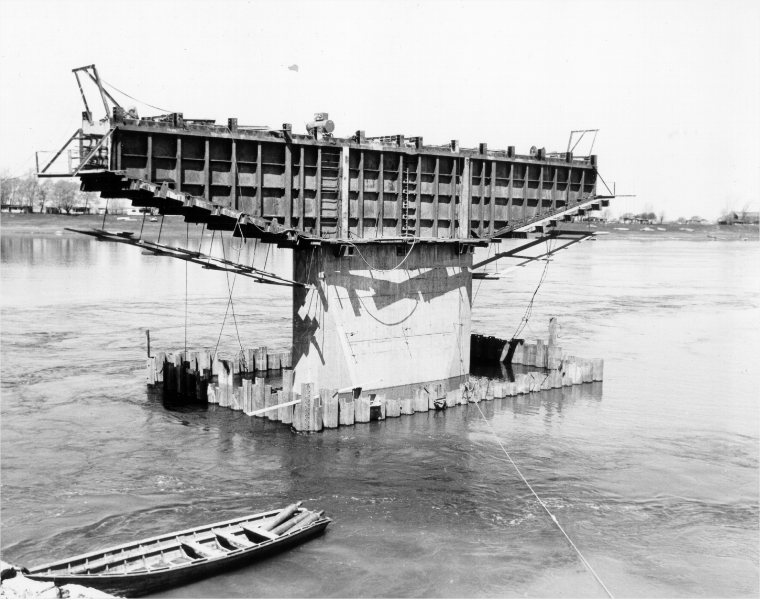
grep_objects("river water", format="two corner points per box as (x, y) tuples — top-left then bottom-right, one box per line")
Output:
(1, 224), (758, 597)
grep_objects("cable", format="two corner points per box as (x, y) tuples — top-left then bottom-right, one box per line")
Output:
(344, 234), (419, 272)
(474, 402), (614, 598)
(510, 236), (554, 341)
(100, 78), (173, 113)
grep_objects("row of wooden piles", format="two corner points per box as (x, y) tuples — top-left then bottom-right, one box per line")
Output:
(145, 347), (293, 402)
(470, 317), (605, 380)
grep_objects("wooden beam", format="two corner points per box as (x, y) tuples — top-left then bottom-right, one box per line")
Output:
(507, 162), (513, 224)
(246, 398), (301, 417)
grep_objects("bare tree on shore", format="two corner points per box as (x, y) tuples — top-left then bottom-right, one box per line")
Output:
(658, 211), (665, 223)
(49, 180), (79, 214)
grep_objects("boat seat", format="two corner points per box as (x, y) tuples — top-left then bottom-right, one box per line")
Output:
(240, 523), (279, 542)
(180, 540), (226, 559)
(213, 529), (253, 549)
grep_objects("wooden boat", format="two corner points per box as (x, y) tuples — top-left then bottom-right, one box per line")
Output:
(25, 502), (330, 597)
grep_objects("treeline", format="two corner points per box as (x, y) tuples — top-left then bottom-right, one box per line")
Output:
(0, 170), (102, 213)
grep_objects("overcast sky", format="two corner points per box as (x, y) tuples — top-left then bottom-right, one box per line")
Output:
(1, 0), (758, 219)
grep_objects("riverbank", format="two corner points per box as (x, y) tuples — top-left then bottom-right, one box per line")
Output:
(1, 212), (757, 241)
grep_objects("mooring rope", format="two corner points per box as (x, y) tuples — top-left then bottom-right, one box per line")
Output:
(510, 236), (554, 340)
(473, 402), (614, 598)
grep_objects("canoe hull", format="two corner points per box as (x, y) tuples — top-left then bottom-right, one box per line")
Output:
(26, 519), (329, 598)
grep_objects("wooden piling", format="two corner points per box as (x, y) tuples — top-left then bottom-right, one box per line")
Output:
(547, 346), (563, 370)
(294, 383), (320, 431)
(322, 389), (339, 428)
(540, 372), (552, 391)
(267, 352), (281, 371)
(252, 378), (265, 415)
(549, 317), (560, 346)
(592, 358), (604, 381)
(485, 379), (495, 400)
(265, 385), (279, 420)
(525, 344), (537, 367)
(208, 384), (217, 404)
(515, 342), (526, 365)
(414, 387), (429, 412)
(386, 398), (401, 417)
(339, 395), (355, 425)
(445, 387), (459, 407)
(536, 340), (547, 368)
(219, 360), (234, 408)
(280, 369), (295, 423)
(400, 396), (414, 415)
(281, 349), (292, 369)
(254, 347), (267, 372)
(355, 394), (371, 423)
(372, 395), (387, 420)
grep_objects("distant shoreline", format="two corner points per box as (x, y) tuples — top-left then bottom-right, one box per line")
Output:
(1, 213), (757, 242)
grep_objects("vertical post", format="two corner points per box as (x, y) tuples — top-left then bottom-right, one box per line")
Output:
(284, 143), (292, 227)
(176, 137), (182, 193)
(432, 156), (440, 237)
(358, 150), (364, 237)
(321, 389), (339, 428)
(489, 160), (496, 236)
(316, 147), (322, 236)
(256, 142), (262, 216)
(281, 368), (295, 423)
(450, 159), (457, 237)
(396, 153), (404, 235)
(231, 138), (238, 210)
(146, 135), (153, 184)
(551, 166), (558, 212)
(415, 155), (421, 236)
(549, 317), (560, 345)
(339, 145), (349, 236)
(377, 152), (384, 237)
(458, 157), (470, 238)
(204, 139), (210, 201)
(299, 147), (305, 229)
(479, 160), (485, 237)
(145, 330), (151, 357)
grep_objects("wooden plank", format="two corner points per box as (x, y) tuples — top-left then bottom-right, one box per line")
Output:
(240, 523), (278, 542)
(284, 144), (292, 227)
(254, 347), (267, 372)
(246, 397), (300, 417)
(432, 157), (440, 237)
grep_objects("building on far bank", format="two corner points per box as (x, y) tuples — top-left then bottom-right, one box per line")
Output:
(719, 211), (759, 225)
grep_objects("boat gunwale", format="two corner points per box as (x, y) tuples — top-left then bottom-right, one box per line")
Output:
(26, 507), (323, 575)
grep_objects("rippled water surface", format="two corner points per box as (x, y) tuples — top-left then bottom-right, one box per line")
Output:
(2, 225), (758, 597)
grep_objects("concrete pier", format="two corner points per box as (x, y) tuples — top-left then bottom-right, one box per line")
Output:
(292, 244), (473, 392)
